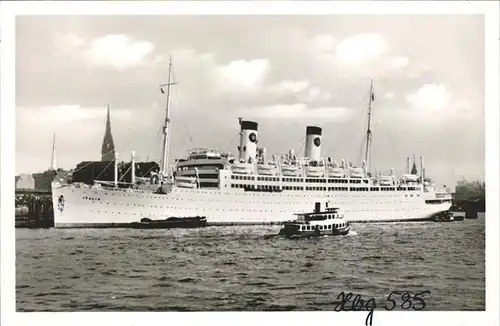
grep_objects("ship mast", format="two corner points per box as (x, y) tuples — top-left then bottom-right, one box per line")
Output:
(159, 57), (176, 178)
(364, 79), (374, 173)
(50, 133), (57, 171)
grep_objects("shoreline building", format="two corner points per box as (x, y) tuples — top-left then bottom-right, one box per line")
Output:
(71, 105), (159, 185)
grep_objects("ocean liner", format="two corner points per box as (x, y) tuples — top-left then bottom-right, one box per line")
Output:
(51, 60), (452, 227)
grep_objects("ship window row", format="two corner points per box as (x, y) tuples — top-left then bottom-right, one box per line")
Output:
(232, 175), (254, 181)
(300, 223), (345, 231)
(88, 207), (423, 216)
(329, 179), (349, 183)
(177, 188), (421, 197)
(306, 186), (327, 191)
(283, 186), (303, 191)
(258, 176), (281, 182)
(282, 177), (304, 182)
(328, 187), (349, 191)
(314, 215), (340, 220)
(401, 187), (419, 191)
(230, 175), (371, 184)
(350, 187), (369, 191)
(229, 184), (416, 193)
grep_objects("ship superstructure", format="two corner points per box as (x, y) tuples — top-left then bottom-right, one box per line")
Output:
(51, 61), (452, 227)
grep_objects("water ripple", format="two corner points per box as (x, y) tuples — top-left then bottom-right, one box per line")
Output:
(16, 219), (485, 311)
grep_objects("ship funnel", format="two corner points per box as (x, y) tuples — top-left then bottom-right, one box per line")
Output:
(314, 202), (321, 214)
(238, 120), (258, 163)
(304, 126), (322, 162)
(406, 157), (410, 174)
(341, 159), (346, 169)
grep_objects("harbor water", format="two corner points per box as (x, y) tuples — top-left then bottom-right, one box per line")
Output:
(16, 218), (485, 311)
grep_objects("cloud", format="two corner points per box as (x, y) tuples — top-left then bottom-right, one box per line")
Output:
(311, 34), (337, 53)
(391, 56), (410, 70)
(336, 34), (389, 65)
(15, 103), (171, 175)
(274, 80), (311, 93)
(165, 48), (272, 100)
(17, 105), (134, 128)
(14, 15), (485, 187)
(242, 103), (353, 121)
(85, 34), (155, 70)
(215, 58), (271, 91)
(322, 33), (412, 81)
(267, 80), (331, 104)
(54, 33), (86, 53)
(406, 83), (452, 111)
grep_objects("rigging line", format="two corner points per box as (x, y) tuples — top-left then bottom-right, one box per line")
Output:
(171, 138), (193, 172)
(72, 115), (145, 175)
(172, 68), (194, 144)
(299, 135), (306, 156)
(143, 163), (159, 177)
(357, 132), (366, 164)
(71, 149), (116, 175)
(118, 165), (132, 182)
(385, 127), (399, 163)
(93, 159), (115, 180)
(222, 132), (241, 153)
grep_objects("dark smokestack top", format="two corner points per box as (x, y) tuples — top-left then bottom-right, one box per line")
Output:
(241, 121), (258, 131)
(306, 126), (322, 136)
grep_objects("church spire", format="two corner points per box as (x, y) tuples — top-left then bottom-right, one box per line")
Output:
(411, 153), (418, 175)
(101, 105), (116, 161)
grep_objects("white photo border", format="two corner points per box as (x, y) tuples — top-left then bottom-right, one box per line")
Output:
(1, 1), (498, 326)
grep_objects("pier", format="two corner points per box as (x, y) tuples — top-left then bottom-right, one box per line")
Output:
(15, 189), (54, 228)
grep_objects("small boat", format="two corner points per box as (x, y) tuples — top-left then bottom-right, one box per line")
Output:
(448, 205), (466, 221)
(432, 211), (456, 222)
(130, 216), (207, 229)
(279, 202), (350, 239)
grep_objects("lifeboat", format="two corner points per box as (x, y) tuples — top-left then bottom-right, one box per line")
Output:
(328, 167), (345, 178)
(349, 167), (364, 178)
(378, 175), (395, 186)
(230, 161), (254, 175)
(304, 160), (325, 177)
(402, 174), (419, 182)
(257, 162), (279, 176)
(174, 176), (198, 189)
(281, 164), (301, 177)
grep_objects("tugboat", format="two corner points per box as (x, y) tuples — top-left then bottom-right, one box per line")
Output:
(278, 202), (350, 239)
(130, 216), (207, 229)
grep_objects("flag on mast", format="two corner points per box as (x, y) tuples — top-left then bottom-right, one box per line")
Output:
(160, 87), (165, 94)
(371, 92), (375, 101)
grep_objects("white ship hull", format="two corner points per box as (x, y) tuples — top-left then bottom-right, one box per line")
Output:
(52, 182), (451, 227)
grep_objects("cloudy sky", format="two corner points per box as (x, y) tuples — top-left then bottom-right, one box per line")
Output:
(16, 15), (485, 187)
